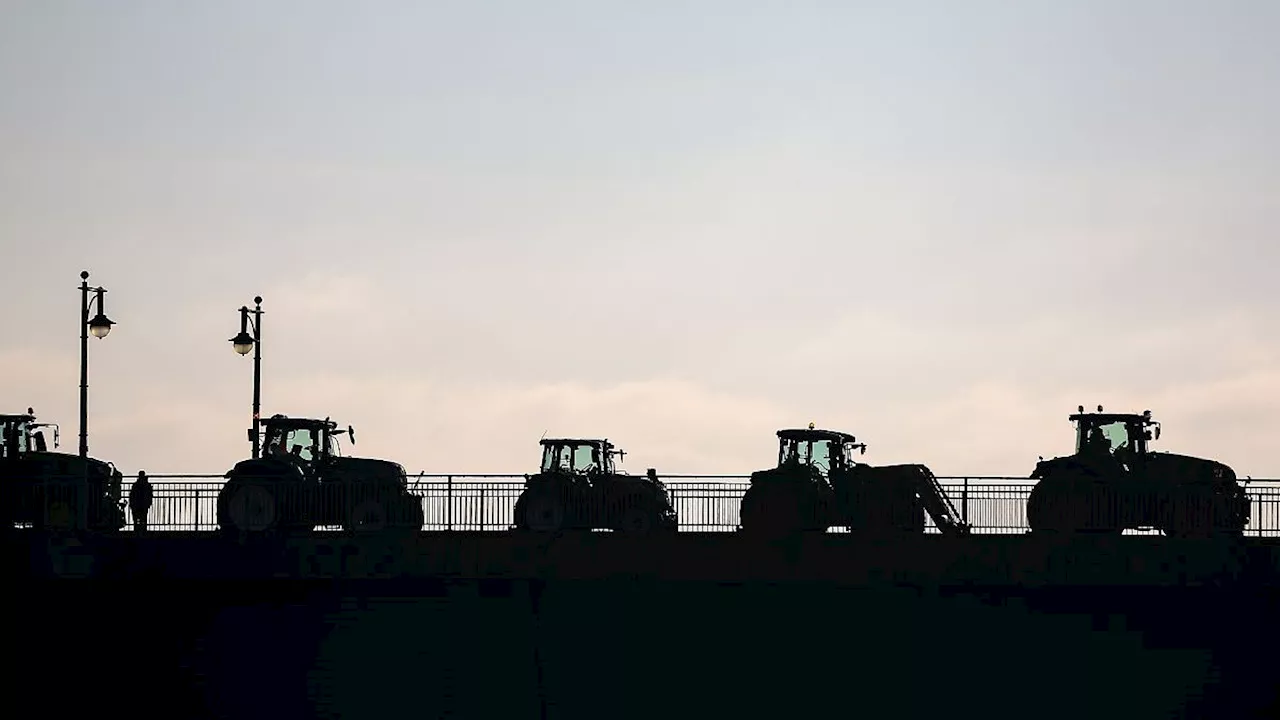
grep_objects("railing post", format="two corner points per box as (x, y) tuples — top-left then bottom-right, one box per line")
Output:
(478, 487), (486, 532)
(962, 477), (969, 525)
(447, 475), (453, 531)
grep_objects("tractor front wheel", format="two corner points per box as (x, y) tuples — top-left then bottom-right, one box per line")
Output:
(611, 499), (675, 536)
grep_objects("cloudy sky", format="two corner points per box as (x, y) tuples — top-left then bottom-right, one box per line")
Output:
(1, 1), (1277, 479)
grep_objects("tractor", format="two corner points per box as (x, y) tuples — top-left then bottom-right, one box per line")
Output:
(216, 414), (424, 539)
(0, 408), (126, 533)
(1025, 406), (1250, 537)
(738, 424), (970, 537)
(513, 438), (678, 534)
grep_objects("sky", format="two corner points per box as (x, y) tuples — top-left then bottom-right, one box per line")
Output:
(1, 1), (1278, 479)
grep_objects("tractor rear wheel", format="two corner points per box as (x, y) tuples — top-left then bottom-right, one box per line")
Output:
(218, 482), (278, 534)
(1027, 475), (1121, 534)
(612, 499), (676, 535)
(739, 484), (816, 536)
(516, 488), (568, 533)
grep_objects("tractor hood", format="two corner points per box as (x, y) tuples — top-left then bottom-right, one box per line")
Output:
(1031, 452), (1238, 485)
(18, 450), (119, 480)
(332, 456), (408, 483)
(1142, 452), (1238, 484)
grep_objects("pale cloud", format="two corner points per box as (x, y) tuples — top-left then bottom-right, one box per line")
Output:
(255, 374), (792, 476)
(5, 271), (1279, 481)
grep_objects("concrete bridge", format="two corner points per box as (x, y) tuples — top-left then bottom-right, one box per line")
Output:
(11, 531), (1280, 719)
(12, 481), (1280, 718)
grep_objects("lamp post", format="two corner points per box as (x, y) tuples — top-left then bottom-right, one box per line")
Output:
(230, 296), (263, 458)
(79, 270), (115, 458)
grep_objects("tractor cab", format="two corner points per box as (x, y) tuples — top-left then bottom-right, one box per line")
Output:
(1, 408), (122, 532)
(259, 415), (355, 468)
(516, 436), (675, 533)
(1070, 405), (1160, 463)
(1028, 405), (1244, 536)
(1, 409), (59, 458)
(538, 438), (621, 477)
(776, 424), (866, 477)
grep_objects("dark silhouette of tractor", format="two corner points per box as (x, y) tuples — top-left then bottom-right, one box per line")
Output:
(513, 438), (678, 534)
(1, 408), (125, 533)
(1025, 405), (1249, 537)
(739, 424), (969, 537)
(216, 414), (424, 539)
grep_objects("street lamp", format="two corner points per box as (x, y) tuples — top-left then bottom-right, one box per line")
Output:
(230, 296), (263, 458)
(79, 270), (115, 458)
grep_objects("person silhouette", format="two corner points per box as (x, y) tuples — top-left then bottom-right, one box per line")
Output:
(1086, 427), (1111, 455)
(129, 470), (154, 533)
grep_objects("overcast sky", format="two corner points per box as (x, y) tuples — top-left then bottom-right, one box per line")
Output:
(1, 1), (1277, 478)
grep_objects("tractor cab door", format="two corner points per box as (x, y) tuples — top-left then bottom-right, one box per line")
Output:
(572, 444), (610, 494)
(265, 425), (321, 476)
(573, 444), (602, 475)
(778, 438), (830, 484)
(542, 444), (574, 475)
(808, 440), (833, 477)
(539, 444), (559, 473)
(1074, 419), (1131, 476)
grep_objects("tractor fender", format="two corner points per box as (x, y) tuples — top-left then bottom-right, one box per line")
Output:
(1030, 455), (1108, 481)
(224, 457), (305, 484)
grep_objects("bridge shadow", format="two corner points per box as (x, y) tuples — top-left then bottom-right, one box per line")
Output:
(9, 529), (1280, 719)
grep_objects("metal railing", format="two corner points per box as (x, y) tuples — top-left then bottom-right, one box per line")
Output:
(28, 473), (1280, 536)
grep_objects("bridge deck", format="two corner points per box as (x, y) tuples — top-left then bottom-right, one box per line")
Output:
(12, 530), (1280, 586)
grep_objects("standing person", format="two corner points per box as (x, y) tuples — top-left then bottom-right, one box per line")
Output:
(129, 470), (154, 532)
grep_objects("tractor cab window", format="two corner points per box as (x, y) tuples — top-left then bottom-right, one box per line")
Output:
(1, 419), (29, 458)
(832, 442), (856, 470)
(265, 426), (319, 464)
(779, 438), (833, 474)
(325, 431), (343, 458)
(809, 440), (833, 474)
(780, 439), (801, 465)
(1077, 420), (1133, 457)
(540, 444), (576, 473)
(572, 444), (604, 473)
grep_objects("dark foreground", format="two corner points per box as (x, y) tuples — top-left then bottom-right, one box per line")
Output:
(9, 531), (1280, 719)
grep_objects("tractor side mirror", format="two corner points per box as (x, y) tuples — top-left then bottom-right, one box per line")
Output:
(247, 428), (255, 442)
(348, 426), (356, 445)
(1154, 427), (1160, 440)
(860, 445), (866, 455)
